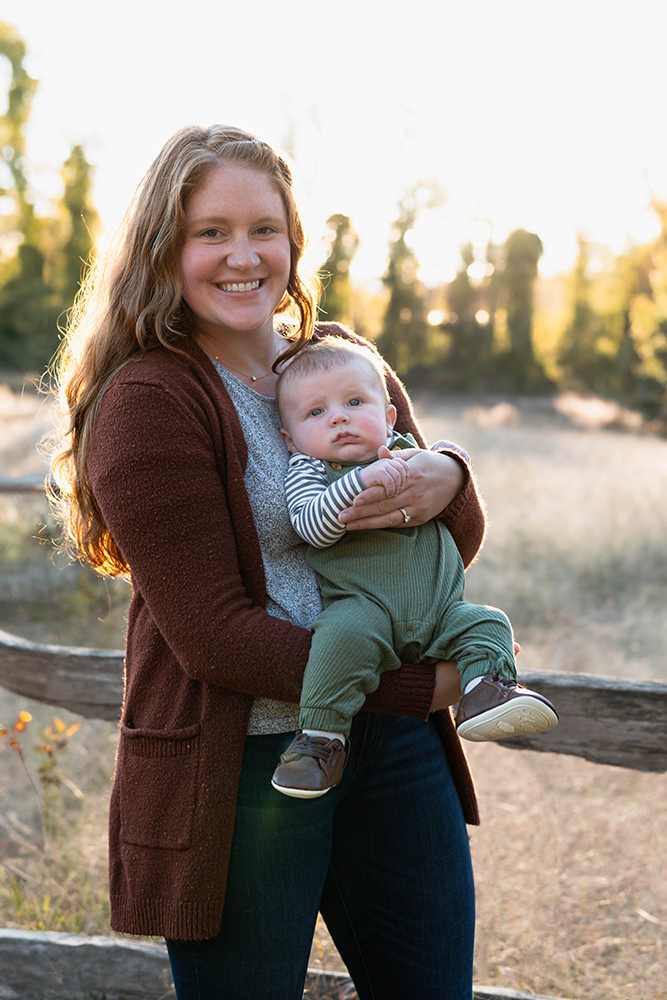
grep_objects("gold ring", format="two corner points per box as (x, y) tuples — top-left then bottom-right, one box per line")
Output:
(399, 507), (411, 524)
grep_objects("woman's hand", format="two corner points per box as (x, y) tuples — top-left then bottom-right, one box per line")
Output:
(430, 662), (463, 711)
(338, 450), (465, 531)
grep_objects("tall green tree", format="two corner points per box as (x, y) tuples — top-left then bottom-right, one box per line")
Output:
(0, 22), (38, 241)
(496, 228), (546, 388)
(378, 192), (427, 374)
(0, 24), (98, 371)
(558, 236), (610, 389)
(0, 241), (60, 369)
(57, 144), (99, 307)
(0, 22), (53, 370)
(319, 213), (359, 327)
(441, 242), (494, 386)
(612, 201), (667, 417)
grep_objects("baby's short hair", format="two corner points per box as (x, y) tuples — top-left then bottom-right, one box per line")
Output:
(276, 337), (390, 417)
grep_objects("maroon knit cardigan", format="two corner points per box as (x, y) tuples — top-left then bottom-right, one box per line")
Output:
(88, 324), (484, 940)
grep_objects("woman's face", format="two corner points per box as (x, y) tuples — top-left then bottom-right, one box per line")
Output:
(180, 163), (292, 346)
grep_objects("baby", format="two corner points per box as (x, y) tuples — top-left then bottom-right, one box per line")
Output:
(271, 336), (558, 797)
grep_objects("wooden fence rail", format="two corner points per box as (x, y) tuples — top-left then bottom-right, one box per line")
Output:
(2, 628), (666, 772)
(0, 929), (571, 1000)
(1, 476), (666, 999)
(0, 476), (48, 494)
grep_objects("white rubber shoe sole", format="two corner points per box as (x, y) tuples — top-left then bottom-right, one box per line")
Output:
(457, 695), (559, 742)
(270, 780), (331, 798)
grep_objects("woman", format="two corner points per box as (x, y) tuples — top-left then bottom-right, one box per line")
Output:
(51, 125), (486, 1000)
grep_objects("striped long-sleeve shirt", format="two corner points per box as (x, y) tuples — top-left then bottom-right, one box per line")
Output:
(285, 433), (471, 550)
(285, 453), (365, 548)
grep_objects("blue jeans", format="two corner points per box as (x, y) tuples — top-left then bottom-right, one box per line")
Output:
(166, 712), (475, 1000)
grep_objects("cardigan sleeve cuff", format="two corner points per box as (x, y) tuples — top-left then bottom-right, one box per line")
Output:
(361, 662), (436, 720)
(430, 439), (471, 466)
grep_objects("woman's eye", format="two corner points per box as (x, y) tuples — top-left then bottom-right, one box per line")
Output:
(256, 226), (276, 235)
(201, 228), (221, 238)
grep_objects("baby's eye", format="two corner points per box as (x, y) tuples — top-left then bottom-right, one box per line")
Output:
(347, 398), (362, 407)
(309, 407), (324, 417)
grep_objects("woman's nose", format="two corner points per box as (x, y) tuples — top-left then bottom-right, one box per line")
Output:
(226, 235), (260, 269)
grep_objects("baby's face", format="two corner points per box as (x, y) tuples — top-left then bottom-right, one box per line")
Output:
(280, 357), (396, 464)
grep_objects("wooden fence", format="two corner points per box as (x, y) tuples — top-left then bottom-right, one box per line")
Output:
(1, 477), (666, 999)
(2, 628), (665, 773)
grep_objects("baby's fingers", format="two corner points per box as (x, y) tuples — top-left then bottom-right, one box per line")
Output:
(390, 459), (412, 495)
(381, 466), (402, 497)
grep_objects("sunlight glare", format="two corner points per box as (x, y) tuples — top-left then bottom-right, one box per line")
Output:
(2, 0), (667, 284)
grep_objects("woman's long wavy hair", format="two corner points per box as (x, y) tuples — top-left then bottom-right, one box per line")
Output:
(48, 124), (318, 576)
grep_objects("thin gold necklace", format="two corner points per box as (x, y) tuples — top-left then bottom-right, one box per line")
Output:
(213, 356), (274, 383)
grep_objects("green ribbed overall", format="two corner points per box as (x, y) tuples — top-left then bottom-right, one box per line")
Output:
(300, 435), (516, 735)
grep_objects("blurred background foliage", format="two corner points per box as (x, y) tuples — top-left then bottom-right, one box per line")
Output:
(0, 23), (99, 373)
(1, 21), (666, 426)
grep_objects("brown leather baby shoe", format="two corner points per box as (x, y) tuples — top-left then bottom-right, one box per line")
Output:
(455, 674), (559, 742)
(271, 731), (348, 798)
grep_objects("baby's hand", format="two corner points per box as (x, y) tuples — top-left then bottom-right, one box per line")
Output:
(359, 451), (409, 497)
(378, 443), (421, 462)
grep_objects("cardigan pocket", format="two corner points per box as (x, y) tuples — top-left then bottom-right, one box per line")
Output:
(118, 722), (201, 850)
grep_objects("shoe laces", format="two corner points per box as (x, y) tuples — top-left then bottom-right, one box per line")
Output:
(491, 672), (516, 689)
(280, 732), (342, 764)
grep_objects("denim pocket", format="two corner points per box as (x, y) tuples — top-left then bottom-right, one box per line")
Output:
(119, 722), (201, 850)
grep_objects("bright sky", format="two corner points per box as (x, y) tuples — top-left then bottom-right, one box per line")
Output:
(2, 0), (667, 284)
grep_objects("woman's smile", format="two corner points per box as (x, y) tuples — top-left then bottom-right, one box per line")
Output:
(216, 279), (263, 293)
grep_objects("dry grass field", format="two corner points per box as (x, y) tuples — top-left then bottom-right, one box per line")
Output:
(1, 382), (666, 1000)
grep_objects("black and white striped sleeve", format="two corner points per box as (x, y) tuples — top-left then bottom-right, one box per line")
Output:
(285, 454), (365, 548)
